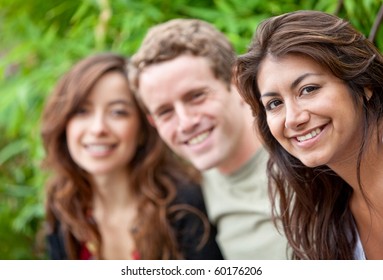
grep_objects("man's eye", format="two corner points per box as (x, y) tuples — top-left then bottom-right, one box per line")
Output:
(192, 92), (204, 99)
(159, 109), (171, 116)
(188, 91), (207, 103)
(155, 108), (173, 120)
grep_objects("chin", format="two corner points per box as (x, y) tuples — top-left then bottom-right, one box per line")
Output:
(82, 165), (117, 176)
(300, 158), (325, 168)
(85, 169), (111, 176)
(192, 159), (218, 172)
(193, 163), (213, 172)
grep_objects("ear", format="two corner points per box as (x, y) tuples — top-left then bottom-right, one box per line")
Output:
(146, 114), (156, 127)
(230, 83), (247, 106)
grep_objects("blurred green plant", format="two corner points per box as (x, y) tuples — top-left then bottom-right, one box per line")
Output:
(0, 0), (382, 259)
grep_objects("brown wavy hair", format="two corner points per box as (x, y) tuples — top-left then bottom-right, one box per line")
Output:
(41, 52), (205, 259)
(235, 10), (383, 259)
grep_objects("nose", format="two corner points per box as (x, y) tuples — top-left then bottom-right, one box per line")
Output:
(284, 101), (309, 129)
(89, 113), (108, 135)
(175, 105), (199, 134)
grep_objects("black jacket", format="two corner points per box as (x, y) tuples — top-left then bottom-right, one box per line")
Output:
(46, 181), (223, 260)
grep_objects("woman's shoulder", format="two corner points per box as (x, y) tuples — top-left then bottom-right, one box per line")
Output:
(171, 178), (205, 210)
(46, 219), (69, 259)
(168, 178), (224, 260)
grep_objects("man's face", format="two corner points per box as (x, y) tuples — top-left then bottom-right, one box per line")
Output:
(138, 54), (246, 172)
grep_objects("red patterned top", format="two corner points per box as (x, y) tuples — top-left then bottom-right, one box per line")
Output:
(80, 243), (140, 260)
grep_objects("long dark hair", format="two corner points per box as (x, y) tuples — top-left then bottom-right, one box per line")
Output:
(41, 52), (204, 259)
(235, 10), (383, 259)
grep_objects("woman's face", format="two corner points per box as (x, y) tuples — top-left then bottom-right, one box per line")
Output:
(66, 71), (141, 177)
(257, 53), (364, 169)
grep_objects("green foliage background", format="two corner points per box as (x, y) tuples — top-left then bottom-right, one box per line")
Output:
(0, 0), (382, 259)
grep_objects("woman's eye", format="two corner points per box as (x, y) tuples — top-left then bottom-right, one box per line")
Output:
(111, 109), (128, 116)
(73, 107), (88, 116)
(265, 99), (282, 111)
(301, 85), (319, 95)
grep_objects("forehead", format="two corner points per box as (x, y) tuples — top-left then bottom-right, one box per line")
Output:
(140, 55), (214, 84)
(138, 55), (217, 107)
(258, 54), (326, 87)
(87, 71), (132, 102)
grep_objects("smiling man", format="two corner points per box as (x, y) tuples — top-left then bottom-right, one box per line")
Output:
(129, 19), (288, 259)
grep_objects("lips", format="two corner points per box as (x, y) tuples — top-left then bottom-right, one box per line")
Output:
(296, 128), (322, 142)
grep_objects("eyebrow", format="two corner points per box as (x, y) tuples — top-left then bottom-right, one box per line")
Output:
(260, 72), (319, 100)
(108, 99), (135, 107)
(290, 73), (314, 91)
(182, 86), (208, 98)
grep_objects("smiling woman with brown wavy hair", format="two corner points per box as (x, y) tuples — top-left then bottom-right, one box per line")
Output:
(236, 10), (383, 259)
(40, 52), (222, 260)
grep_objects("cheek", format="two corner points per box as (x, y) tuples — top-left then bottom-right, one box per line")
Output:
(66, 121), (79, 146)
(120, 123), (140, 144)
(65, 121), (81, 160)
(266, 115), (283, 141)
(156, 122), (175, 145)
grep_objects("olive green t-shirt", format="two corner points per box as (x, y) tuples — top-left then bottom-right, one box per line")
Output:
(202, 147), (289, 259)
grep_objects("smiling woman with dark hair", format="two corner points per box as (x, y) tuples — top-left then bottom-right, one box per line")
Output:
(236, 10), (383, 259)
(40, 52), (223, 260)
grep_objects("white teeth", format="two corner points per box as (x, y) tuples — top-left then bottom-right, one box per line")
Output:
(188, 131), (210, 145)
(86, 144), (112, 152)
(297, 128), (321, 142)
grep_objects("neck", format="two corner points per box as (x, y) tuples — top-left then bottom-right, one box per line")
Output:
(218, 102), (262, 175)
(349, 141), (383, 260)
(90, 171), (133, 213)
(328, 127), (383, 259)
(330, 137), (383, 197)
(329, 138), (383, 236)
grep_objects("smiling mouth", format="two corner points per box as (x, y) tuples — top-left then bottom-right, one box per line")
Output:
(187, 131), (211, 145)
(296, 128), (322, 142)
(86, 144), (115, 152)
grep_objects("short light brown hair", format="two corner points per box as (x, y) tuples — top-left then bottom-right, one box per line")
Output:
(129, 18), (235, 98)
